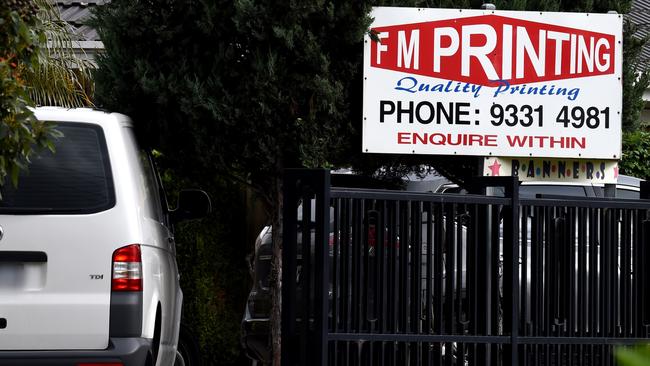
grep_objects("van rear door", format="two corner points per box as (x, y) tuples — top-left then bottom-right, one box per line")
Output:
(0, 122), (117, 350)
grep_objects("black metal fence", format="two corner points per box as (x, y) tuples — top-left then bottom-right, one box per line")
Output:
(281, 169), (650, 366)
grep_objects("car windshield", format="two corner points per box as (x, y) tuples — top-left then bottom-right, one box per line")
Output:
(615, 188), (639, 199)
(0, 122), (115, 214)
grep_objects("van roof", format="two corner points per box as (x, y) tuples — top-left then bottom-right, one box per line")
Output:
(32, 107), (133, 128)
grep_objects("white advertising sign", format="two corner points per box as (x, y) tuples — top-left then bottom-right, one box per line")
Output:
(483, 157), (619, 184)
(363, 7), (623, 159)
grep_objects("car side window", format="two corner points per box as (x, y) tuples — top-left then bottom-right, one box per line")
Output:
(140, 151), (166, 223)
(520, 185), (587, 198)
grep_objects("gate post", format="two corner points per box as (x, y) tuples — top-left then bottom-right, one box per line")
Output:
(282, 169), (331, 366)
(641, 181), (650, 199)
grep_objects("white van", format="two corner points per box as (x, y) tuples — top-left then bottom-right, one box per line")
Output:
(0, 107), (210, 365)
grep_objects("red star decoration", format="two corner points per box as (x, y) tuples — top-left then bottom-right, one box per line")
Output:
(614, 166), (619, 179)
(488, 160), (501, 176)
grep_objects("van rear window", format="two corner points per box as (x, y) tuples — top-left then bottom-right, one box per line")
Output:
(0, 123), (115, 214)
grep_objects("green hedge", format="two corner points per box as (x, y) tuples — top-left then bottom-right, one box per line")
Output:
(620, 131), (650, 180)
(162, 165), (251, 365)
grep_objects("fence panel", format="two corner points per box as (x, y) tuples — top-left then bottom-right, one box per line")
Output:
(281, 169), (650, 366)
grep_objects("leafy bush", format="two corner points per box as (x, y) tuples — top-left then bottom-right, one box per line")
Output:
(620, 131), (650, 179)
(158, 162), (250, 365)
(175, 210), (250, 365)
(0, 1), (60, 188)
(616, 346), (650, 366)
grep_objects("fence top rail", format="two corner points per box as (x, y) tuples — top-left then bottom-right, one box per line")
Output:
(521, 196), (650, 209)
(326, 333), (650, 345)
(330, 187), (650, 210)
(330, 187), (512, 205)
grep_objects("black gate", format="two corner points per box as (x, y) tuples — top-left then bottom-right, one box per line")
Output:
(281, 169), (650, 366)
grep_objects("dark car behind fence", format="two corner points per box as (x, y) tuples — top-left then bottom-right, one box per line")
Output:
(281, 169), (650, 366)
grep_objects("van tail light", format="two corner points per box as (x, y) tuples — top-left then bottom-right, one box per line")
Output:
(112, 244), (142, 292)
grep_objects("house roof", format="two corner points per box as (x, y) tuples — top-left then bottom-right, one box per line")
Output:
(629, 0), (650, 68)
(53, 0), (107, 42)
(51, 1), (648, 40)
(52, 1), (650, 66)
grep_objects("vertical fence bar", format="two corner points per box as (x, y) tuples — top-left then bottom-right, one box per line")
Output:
(300, 196), (312, 366)
(400, 201), (410, 336)
(342, 197), (351, 366)
(352, 199), (361, 334)
(619, 206), (626, 340)
(378, 200), (387, 366)
(425, 201), (434, 366)
(490, 200), (499, 351)
(391, 200), (399, 365)
(636, 213), (650, 338)
(520, 205), (529, 339)
(577, 207), (586, 342)
(506, 177), (520, 366)
(588, 208), (596, 339)
(411, 201), (423, 365)
(331, 197), (340, 365)
(282, 169), (300, 366)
